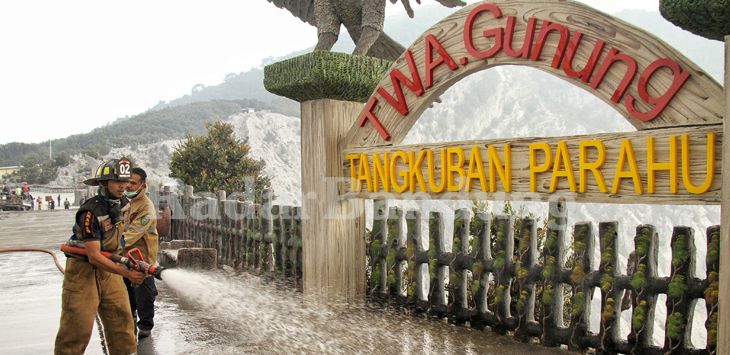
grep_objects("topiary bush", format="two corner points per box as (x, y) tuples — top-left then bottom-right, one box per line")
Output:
(660, 0), (730, 41)
(264, 51), (392, 103)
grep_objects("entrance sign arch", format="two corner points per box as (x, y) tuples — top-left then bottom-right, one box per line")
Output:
(341, 0), (724, 205)
(345, 0), (724, 148)
(335, 0), (728, 351)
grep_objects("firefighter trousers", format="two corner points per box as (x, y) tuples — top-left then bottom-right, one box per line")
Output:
(55, 258), (137, 355)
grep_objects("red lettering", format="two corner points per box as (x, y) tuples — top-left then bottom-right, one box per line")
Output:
(625, 58), (690, 121)
(504, 16), (536, 59)
(531, 20), (570, 68)
(376, 50), (424, 116)
(562, 32), (605, 83)
(358, 97), (391, 141)
(424, 34), (458, 89)
(464, 3), (503, 59)
(590, 48), (637, 103)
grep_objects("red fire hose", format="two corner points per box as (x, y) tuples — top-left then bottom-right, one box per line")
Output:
(0, 247), (109, 355)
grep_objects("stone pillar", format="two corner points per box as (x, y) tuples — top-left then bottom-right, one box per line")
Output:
(264, 51), (391, 302)
(301, 99), (365, 301)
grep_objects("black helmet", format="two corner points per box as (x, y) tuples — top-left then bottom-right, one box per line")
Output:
(83, 159), (133, 186)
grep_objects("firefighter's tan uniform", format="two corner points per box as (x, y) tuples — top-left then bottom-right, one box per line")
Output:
(55, 199), (137, 355)
(123, 185), (158, 265)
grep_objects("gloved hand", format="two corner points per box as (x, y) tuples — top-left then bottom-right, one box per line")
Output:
(109, 201), (123, 224)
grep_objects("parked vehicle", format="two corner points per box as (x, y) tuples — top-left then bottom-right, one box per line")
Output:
(0, 186), (32, 211)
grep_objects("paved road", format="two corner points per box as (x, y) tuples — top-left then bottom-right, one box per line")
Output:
(0, 210), (574, 354)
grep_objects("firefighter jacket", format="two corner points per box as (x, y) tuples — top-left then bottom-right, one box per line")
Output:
(123, 185), (159, 265)
(70, 193), (130, 254)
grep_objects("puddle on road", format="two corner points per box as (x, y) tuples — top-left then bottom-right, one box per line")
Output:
(158, 269), (571, 354)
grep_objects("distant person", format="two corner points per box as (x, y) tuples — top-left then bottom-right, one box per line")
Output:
(2, 185), (9, 195)
(122, 167), (159, 339)
(63, 198), (70, 209)
(57, 194), (61, 207)
(55, 158), (144, 354)
(30, 195), (34, 210)
(36, 197), (42, 210)
(49, 199), (55, 210)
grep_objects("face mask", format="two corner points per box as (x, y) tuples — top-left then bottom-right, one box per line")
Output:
(124, 184), (144, 199)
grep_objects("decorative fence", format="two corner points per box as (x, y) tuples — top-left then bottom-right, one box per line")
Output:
(157, 188), (719, 354)
(366, 199), (719, 355)
(162, 189), (303, 288)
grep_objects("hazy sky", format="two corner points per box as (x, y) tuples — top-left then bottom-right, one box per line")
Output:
(0, 0), (663, 144)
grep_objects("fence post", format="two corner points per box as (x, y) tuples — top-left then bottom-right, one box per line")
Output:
(405, 210), (425, 308)
(718, 34), (730, 355)
(217, 191), (226, 265)
(280, 206), (292, 278)
(515, 217), (540, 342)
(452, 208), (472, 324)
(597, 221), (623, 352)
(664, 226), (697, 352)
(493, 214), (514, 334)
(261, 189), (274, 274)
(471, 212), (493, 329)
(389, 207), (406, 304)
(184, 185), (193, 243)
(429, 211), (448, 318)
(626, 225), (660, 352)
(543, 200), (568, 346)
(706, 226), (720, 354)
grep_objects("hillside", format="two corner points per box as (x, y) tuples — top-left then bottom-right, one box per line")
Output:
(0, 99), (285, 166)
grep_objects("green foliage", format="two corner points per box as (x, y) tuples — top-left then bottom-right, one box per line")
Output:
(570, 264), (586, 285)
(632, 300), (648, 333)
(600, 270), (614, 292)
(671, 233), (689, 267)
(666, 312), (685, 340)
(667, 274), (688, 300)
(541, 285), (554, 306)
(5, 155), (57, 184)
(493, 250), (506, 270)
(660, 0), (730, 41)
(635, 227), (652, 257)
(516, 290), (528, 313)
(630, 264), (648, 290)
(708, 229), (720, 266)
(494, 284), (506, 304)
(264, 51), (392, 103)
(571, 291), (585, 318)
(705, 271), (719, 304)
(542, 255), (557, 280)
(169, 121), (271, 202)
(369, 240), (382, 260)
(601, 297), (615, 323)
(708, 312), (718, 346)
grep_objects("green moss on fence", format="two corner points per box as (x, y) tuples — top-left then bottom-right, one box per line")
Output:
(660, 0), (730, 41)
(632, 300), (648, 333)
(264, 51), (393, 102)
(667, 312), (686, 340)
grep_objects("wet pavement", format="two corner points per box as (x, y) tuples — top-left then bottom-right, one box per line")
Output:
(0, 210), (575, 354)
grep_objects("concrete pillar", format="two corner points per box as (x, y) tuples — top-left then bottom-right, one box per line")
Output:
(301, 99), (366, 302)
(719, 35), (730, 355)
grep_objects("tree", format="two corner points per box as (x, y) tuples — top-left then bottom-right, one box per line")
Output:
(169, 121), (271, 202)
(7, 155), (56, 184)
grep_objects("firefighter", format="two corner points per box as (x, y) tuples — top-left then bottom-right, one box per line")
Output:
(122, 167), (159, 338)
(55, 158), (145, 355)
